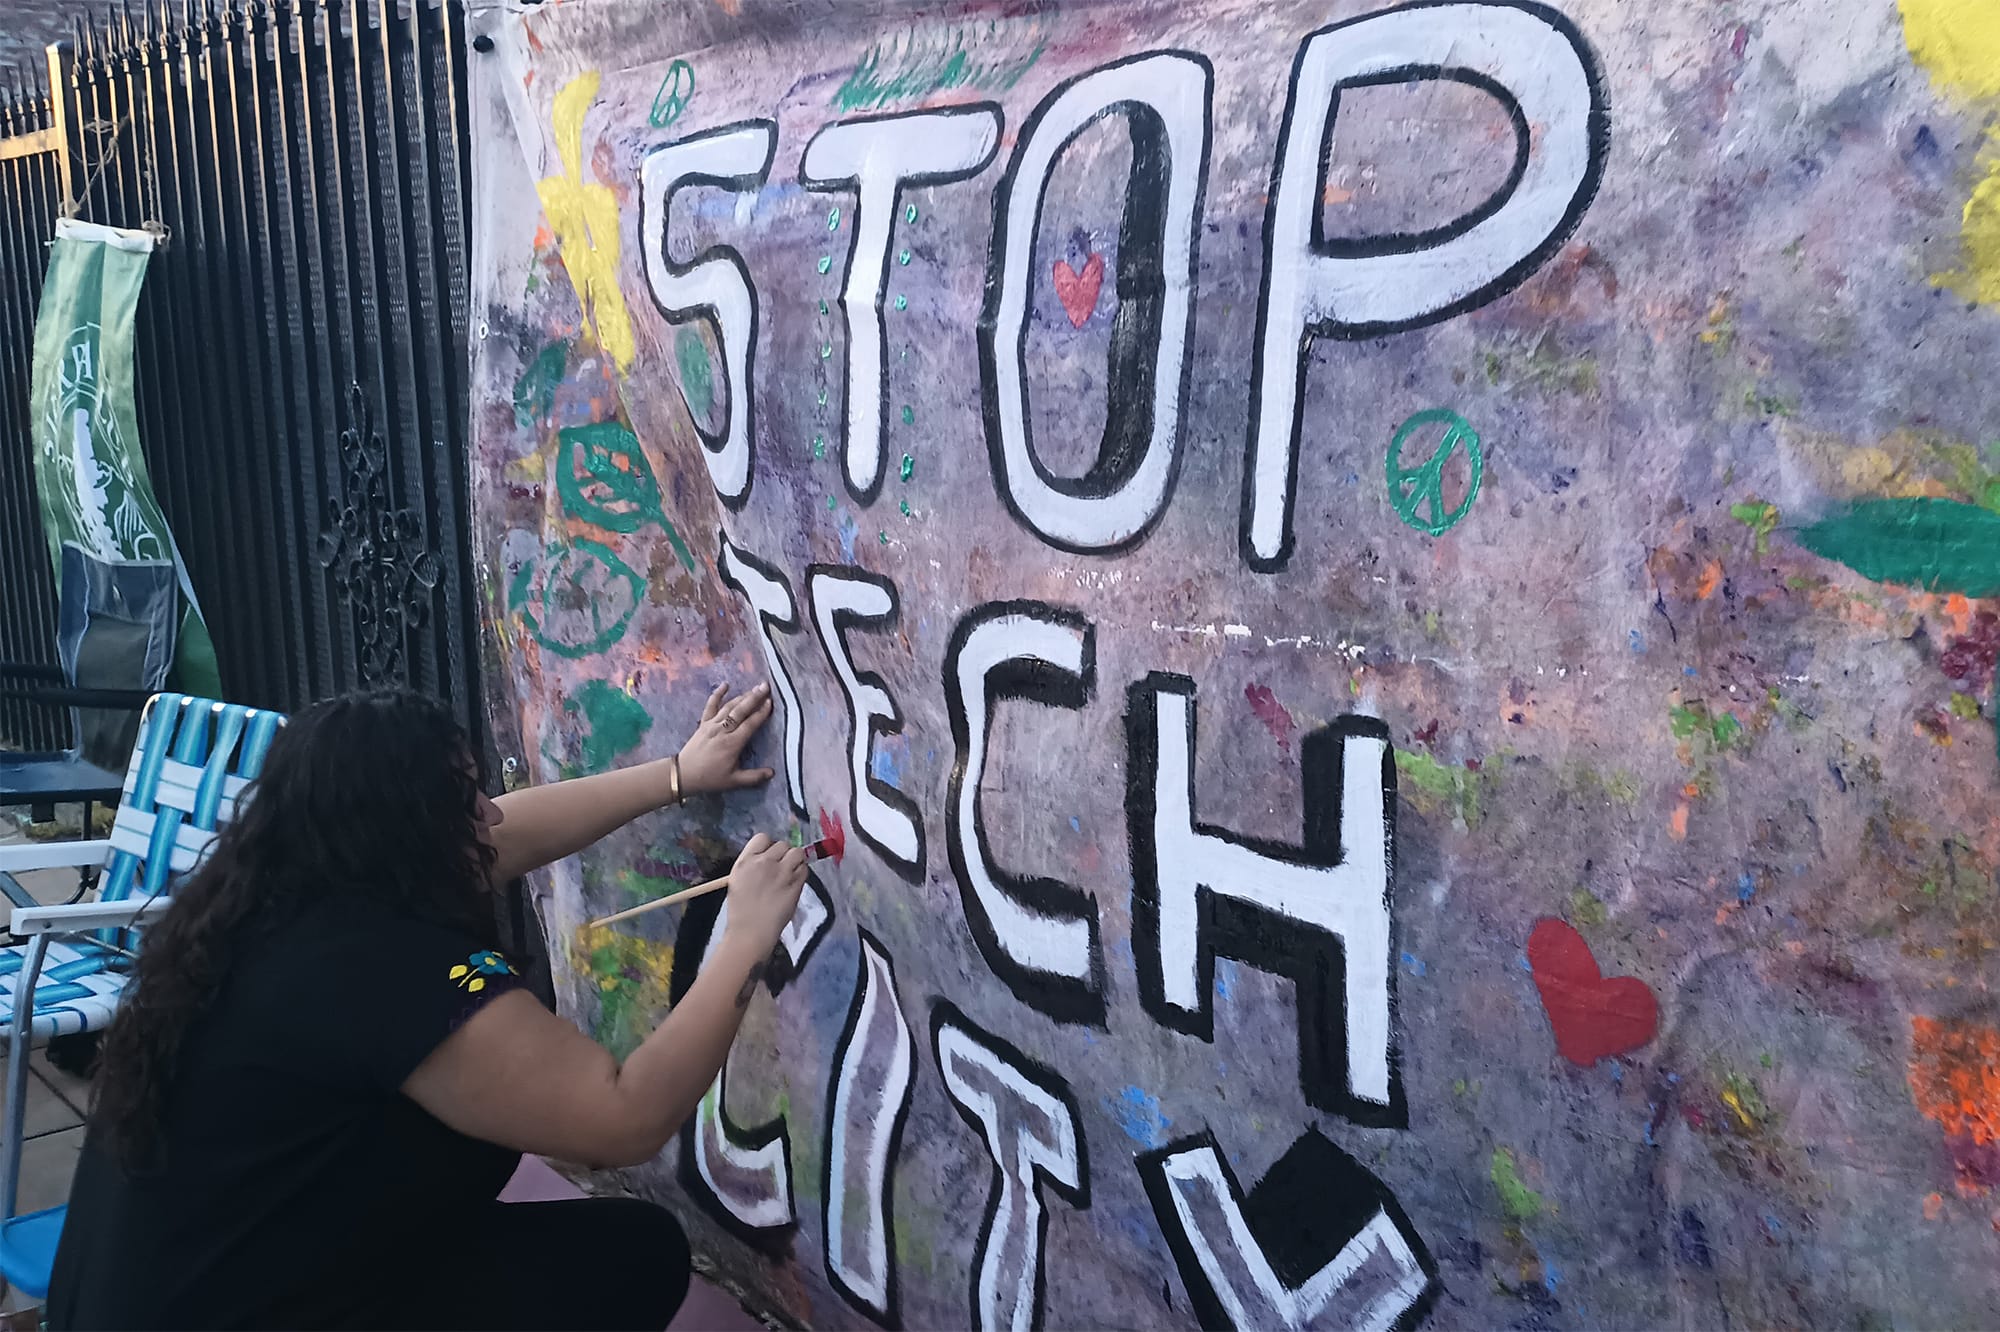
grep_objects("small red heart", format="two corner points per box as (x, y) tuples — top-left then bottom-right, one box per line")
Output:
(1527, 918), (1658, 1066)
(1051, 252), (1104, 328)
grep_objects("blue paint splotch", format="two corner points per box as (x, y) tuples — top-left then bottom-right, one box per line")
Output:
(1737, 872), (1756, 903)
(870, 742), (904, 789)
(1109, 1086), (1172, 1148)
(838, 511), (860, 563)
(1402, 950), (1428, 977)
(1214, 957), (1240, 999)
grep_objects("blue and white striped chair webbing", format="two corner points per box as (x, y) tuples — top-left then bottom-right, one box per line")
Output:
(5, 695), (284, 1027)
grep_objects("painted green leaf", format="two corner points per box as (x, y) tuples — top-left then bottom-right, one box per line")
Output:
(554, 422), (697, 574)
(1793, 498), (2000, 597)
(558, 422), (663, 535)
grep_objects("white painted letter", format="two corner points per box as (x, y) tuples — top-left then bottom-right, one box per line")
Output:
(1126, 674), (1402, 1123)
(804, 107), (1001, 502)
(1244, 4), (1607, 568)
(809, 566), (924, 880)
(825, 932), (916, 1325)
(1138, 1130), (1435, 1332)
(717, 538), (806, 815)
(944, 602), (1103, 1024)
(978, 53), (1211, 553)
(639, 122), (777, 506)
(682, 885), (832, 1236)
(934, 1004), (1089, 1332)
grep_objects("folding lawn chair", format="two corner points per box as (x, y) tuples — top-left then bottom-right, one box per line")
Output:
(0, 694), (283, 1300)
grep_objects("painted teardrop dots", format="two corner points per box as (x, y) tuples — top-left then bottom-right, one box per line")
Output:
(901, 404), (914, 425)
(813, 435), (827, 459)
(898, 248), (912, 266)
(900, 454), (915, 482)
(904, 202), (918, 224)
(817, 255), (832, 274)
(894, 294), (908, 311)
(827, 207), (841, 232)
(899, 499), (912, 516)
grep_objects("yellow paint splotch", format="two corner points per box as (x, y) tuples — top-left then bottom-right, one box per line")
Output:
(1899, 3), (2000, 304)
(1899, 0), (2000, 100)
(536, 72), (637, 373)
(1952, 145), (2000, 304)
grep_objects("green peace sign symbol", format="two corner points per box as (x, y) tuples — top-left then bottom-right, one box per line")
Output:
(649, 61), (695, 130)
(1386, 408), (1484, 536)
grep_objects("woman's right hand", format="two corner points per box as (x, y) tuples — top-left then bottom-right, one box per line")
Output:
(722, 834), (808, 950)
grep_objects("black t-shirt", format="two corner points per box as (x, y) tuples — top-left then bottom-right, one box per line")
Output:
(49, 898), (525, 1330)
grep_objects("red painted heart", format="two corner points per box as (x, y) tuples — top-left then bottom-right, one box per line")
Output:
(1527, 918), (1658, 1066)
(1051, 252), (1104, 328)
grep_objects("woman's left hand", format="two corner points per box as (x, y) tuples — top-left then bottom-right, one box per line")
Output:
(676, 682), (776, 798)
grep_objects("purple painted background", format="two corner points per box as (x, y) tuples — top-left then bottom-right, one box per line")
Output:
(464, 0), (2000, 1326)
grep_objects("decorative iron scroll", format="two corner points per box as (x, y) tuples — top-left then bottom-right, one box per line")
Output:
(316, 381), (438, 687)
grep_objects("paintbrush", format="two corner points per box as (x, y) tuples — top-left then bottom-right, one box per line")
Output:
(584, 809), (847, 930)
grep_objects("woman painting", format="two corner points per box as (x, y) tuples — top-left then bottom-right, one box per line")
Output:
(49, 683), (802, 1330)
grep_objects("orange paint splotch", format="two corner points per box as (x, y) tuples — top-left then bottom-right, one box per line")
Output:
(1908, 1016), (2000, 1146)
(1695, 560), (1722, 600)
(1925, 1191), (1945, 1220)
(1670, 802), (1690, 840)
(1682, 782), (1702, 800)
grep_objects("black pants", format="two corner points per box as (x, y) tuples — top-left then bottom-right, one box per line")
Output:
(379, 1197), (691, 1331)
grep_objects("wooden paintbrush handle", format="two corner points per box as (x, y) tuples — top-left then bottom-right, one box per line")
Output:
(584, 873), (730, 930)
(584, 834), (836, 931)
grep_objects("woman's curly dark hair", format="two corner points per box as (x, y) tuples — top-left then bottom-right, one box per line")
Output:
(93, 690), (498, 1164)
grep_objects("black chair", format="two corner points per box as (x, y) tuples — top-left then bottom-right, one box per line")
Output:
(0, 545), (178, 910)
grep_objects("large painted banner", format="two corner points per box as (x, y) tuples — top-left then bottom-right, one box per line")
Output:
(465, 1), (2000, 1326)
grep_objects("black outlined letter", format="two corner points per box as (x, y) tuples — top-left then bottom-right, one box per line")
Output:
(932, 1002), (1089, 1332)
(803, 108), (1002, 503)
(824, 931), (917, 1327)
(809, 566), (925, 881)
(670, 879), (834, 1245)
(944, 602), (1104, 1024)
(717, 537), (806, 816)
(978, 53), (1212, 553)
(1243, 3), (1608, 569)
(639, 122), (778, 507)
(1138, 1129), (1438, 1332)
(1126, 674), (1403, 1125)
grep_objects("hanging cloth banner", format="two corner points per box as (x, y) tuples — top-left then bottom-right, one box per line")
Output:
(28, 217), (220, 698)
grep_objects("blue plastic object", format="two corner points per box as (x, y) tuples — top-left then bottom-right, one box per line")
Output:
(0, 1206), (67, 1299)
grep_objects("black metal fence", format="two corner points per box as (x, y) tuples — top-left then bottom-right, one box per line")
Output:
(0, 0), (483, 753)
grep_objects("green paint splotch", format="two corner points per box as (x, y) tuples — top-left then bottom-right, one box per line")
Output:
(1794, 497), (2000, 597)
(833, 19), (1047, 112)
(674, 327), (715, 424)
(1729, 498), (1780, 553)
(513, 338), (570, 429)
(567, 678), (652, 773)
(1395, 750), (1495, 829)
(1490, 1148), (1543, 1222)
(1669, 700), (1747, 753)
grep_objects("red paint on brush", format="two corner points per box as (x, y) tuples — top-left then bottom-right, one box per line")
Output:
(1244, 683), (1294, 754)
(811, 808), (847, 865)
(1527, 918), (1659, 1066)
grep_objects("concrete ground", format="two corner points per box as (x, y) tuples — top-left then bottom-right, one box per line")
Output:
(0, 828), (761, 1330)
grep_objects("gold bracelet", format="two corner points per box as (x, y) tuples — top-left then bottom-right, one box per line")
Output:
(668, 755), (683, 805)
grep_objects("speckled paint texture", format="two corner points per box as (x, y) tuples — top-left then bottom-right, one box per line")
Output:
(464, 1), (2000, 1326)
